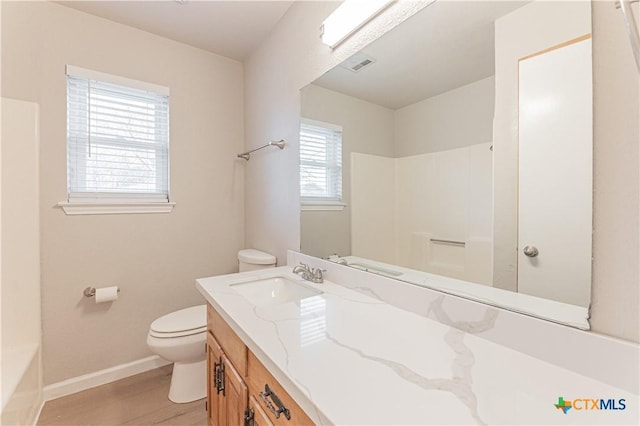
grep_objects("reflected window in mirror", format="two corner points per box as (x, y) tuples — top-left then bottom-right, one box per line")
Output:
(299, 119), (345, 211)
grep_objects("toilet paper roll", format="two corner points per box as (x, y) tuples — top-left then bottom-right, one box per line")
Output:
(95, 286), (119, 303)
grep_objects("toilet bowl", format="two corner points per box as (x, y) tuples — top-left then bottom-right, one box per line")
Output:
(147, 305), (207, 403)
(148, 249), (276, 404)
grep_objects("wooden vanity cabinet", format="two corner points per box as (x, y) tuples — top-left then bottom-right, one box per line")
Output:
(207, 304), (247, 375)
(206, 332), (248, 426)
(206, 303), (314, 426)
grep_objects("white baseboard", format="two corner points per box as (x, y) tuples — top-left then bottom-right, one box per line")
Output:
(43, 355), (171, 402)
(31, 400), (45, 426)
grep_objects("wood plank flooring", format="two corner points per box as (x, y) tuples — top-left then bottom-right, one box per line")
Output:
(38, 366), (206, 426)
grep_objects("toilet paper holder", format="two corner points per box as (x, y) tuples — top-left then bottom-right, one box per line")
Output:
(83, 286), (120, 298)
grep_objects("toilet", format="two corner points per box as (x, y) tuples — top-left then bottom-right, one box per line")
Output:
(238, 248), (276, 271)
(146, 249), (276, 403)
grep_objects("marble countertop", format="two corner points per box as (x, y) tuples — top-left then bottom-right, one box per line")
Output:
(196, 266), (638, 425)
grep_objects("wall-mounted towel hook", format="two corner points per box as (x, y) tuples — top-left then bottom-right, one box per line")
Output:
(237, 140), (285, 161)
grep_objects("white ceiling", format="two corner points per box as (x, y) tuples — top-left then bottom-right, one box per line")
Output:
(314, 1), (529, 110)
(57, 0), (294, 61)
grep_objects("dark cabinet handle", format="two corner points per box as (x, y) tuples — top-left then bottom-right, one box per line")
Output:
(244, 408), (255, 426)
(259, 384), (291, 420)
(214, 356), (225, 396)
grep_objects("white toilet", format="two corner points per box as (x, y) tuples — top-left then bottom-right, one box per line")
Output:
(146, 249), (276, 403)
(237, 248), (277, 271)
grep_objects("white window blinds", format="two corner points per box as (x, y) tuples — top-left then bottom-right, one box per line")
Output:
(299, 119), (343, 202)
(66, 66), (170, 203)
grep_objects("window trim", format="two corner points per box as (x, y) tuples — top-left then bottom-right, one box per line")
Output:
(300, 200), (346, 211)
(57, 200), (176, 215)
(299, 118), (345, 211)
(66, 65), (169, 96)
(61, 66), (173, 215)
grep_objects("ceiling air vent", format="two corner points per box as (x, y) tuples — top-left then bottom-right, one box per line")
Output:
(339, 52), (376, 73)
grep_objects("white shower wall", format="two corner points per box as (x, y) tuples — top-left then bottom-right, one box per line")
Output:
(351, 142), (493, 285)
(396, 143), (493, 284)
(350, 75), (495, 285)
(1, 98), (42, 425)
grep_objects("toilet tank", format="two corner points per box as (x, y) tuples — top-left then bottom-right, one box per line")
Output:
(238, 249), (276, 272)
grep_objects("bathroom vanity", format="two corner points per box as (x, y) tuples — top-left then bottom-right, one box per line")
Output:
(196, 261), (638, 425)
(206, 302), (313, 426)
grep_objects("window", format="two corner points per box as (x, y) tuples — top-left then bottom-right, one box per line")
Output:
(60, 65), (173, 215)
(299, 119), (344, 210)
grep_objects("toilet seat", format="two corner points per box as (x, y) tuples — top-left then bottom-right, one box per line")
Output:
(150, 305), (206, 338)
(149, 327), (207, 338)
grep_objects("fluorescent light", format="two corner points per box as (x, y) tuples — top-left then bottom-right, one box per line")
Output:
(321, 0), (395, 48)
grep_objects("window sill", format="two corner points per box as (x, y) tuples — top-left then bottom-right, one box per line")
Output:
(300, 201), (346, 211)
(58, 201), (176, 215)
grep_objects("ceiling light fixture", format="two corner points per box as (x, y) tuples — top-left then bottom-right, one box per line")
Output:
(320, 0), (395, 49)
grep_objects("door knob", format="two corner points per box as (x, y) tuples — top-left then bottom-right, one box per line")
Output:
(523, 245), (539, 257)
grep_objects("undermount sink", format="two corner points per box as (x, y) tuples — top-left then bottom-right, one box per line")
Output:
(230, 276), (323, 306)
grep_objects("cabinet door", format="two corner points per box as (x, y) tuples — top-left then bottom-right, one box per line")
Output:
(249, 395), (274, 426)
(207, 333), (226, 426)
(221, 353), (248, 426)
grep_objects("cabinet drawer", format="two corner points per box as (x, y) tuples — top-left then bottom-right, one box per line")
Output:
(247, 351), (314, 425)
(208, 304), (247, 376)
(248, 395), (274, 426)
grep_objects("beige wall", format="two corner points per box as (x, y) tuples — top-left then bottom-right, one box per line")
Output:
(300, 84), (394, 259)
(1, 1), (245, 384)
(246, 1), (639, 343)
(590, 0), (639, 342)
(394, 76), (495, 157)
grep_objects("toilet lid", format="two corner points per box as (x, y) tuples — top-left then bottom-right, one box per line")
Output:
(150, 305), (206, 334)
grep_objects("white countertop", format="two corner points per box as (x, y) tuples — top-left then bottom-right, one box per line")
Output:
(196, 266), (638, 425)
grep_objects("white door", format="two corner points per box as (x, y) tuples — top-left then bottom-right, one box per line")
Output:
(517, 37), (592, 307)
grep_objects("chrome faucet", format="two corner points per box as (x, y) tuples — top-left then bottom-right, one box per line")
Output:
(292, 262), (325, 283)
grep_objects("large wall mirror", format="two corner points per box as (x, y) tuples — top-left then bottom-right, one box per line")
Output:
(299, 0), (594, 328)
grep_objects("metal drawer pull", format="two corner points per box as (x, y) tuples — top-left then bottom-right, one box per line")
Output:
(214, 356), (225, 396)
(259, 384), (291, 420)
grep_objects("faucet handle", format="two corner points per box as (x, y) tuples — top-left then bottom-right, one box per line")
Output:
(311, 268), (327, 283)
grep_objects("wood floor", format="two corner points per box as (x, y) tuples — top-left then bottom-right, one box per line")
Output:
(38, 365), (206, 426)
